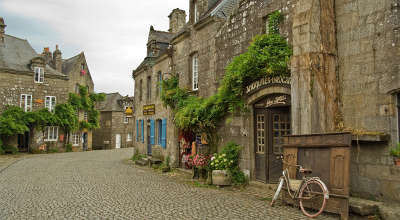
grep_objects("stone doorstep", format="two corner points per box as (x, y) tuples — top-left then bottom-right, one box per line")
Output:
(135, 159), (148, 166)
(349, 197), (400, 220)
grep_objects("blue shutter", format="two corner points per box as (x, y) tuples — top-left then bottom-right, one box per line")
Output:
(141, 120), (144, 143)
(136, 120), (139, 141)
(161, 118), (167, 148)
(150, 119), (155, 145)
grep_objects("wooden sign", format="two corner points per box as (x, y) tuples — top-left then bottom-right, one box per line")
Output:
(254, 94), (290, 108)
(35, 99), (44, 104)
(143, 104), (155, 115)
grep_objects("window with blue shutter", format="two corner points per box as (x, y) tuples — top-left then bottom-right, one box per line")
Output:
(136, 120), (139, 142)
(150, 119), (155, 145)
(161, 118), (167, 148)
(141, 120), (144, 143)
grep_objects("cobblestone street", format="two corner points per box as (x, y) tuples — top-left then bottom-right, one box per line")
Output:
(0, 149), (338, 219)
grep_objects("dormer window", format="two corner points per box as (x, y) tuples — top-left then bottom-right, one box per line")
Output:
(194, 1), (199, 23)
(34, 67), (44, 83)
(81, 63), (85, 70)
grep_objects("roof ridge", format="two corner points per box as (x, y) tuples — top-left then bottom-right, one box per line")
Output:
(4, 34), (28, 42)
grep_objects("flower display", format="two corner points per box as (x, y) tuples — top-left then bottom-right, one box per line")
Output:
(192, 154), (210, 168)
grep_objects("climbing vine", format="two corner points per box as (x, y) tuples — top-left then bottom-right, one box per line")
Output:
(0, 85), (105, 143)
(161, 11), (291, 136)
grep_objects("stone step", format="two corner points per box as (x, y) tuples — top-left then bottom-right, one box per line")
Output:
(135, 159), (148, 166)
(349, 197), (380, 216)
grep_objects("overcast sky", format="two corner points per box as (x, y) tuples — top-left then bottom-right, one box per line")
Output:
(0, 0), (189, 96)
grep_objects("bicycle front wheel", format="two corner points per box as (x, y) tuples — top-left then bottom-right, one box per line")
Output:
(299, 179), (327, 218)
(270, 177), (284, 207)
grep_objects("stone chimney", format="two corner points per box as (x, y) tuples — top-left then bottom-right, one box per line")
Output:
(42, 47), (52, 65)
(52, 45), (62, 72)
(168, 8), (186, 33)
(0, 17), (6, 43)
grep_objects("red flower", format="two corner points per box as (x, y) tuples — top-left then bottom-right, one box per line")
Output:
(80, 70), (86, 76)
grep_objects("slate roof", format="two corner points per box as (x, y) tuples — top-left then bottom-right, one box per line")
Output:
(96, 93), (124, 112)
(210, 0), (240, 18)
(62, 53), (81, 75)
(0, 34), (66, 76)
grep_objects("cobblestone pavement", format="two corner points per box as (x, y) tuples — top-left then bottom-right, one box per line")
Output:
(0, 149), (338, 219)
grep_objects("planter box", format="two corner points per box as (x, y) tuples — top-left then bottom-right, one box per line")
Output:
(212, 170), (231, 186)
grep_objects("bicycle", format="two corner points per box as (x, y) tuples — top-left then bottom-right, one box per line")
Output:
(270, 157), (330, 218)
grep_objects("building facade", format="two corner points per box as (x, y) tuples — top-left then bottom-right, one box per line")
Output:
(93, 93), (134, 150)
(133, 0), (400, 202)
(0, 17), (95, 152)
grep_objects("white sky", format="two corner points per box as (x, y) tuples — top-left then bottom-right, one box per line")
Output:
(0, 0), (189, 96)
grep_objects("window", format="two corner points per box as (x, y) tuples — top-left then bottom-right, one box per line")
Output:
(81, 63), (85, 71)
(20, 94), (32, 112)
(86, 85), (90, 92)
(194, 1), (199, 23)
(192, 54), (199, 91)
(84, 111), (88, 121)
(147, 76), (152, 100)
(72, 132), (80, 146)
(75, 84), (80, 93)
(44, 126), (58, 141)
(139, 80), (143, 101)
(34, 67), (44, 83)
(124, 116), (129, 124)
(127, 133), (132, 142)
(45, 96), (56, 112)
(156, 71), (162, 97)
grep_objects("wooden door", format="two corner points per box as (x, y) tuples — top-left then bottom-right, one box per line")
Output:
(115, 134), (121, 149)
(254, 110), (267, 182)
(268, 108), (290, 183)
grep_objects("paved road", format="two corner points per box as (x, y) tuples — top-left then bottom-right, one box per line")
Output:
(0, 149), (337, 219)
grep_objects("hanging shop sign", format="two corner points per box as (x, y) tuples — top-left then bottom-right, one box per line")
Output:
(143, 104), (155, 115)
(246, 76), (291, 95)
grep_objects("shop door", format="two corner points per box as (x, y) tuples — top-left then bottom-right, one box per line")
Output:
(147, 123), (152, 155)
(115, 134), (121, 149)
(254, 107), (290, 183)
(268, 108), (290, 183)
(255, 110), (267, 182)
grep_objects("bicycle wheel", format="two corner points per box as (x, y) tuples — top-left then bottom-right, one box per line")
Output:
(299, 179), (327, 218)
(270, 177), (284, 207)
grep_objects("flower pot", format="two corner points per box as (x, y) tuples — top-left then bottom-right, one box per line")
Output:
(212, 170), (231, 186)
(394, 157), (400, 166)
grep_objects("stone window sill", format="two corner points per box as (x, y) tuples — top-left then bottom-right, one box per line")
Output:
(351, 134), (389, 143)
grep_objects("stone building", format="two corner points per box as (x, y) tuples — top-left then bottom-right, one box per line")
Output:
(133, 0), (400, 202)
(0, 17), (95, 152)
(93, 93), (134, 150)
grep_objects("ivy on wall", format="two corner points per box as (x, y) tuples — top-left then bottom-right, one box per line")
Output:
(0, 85), (105, 144)
(161, 11), (291, 136)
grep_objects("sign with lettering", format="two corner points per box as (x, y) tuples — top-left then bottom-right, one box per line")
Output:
(246, 76), (291, 95)
(143, 104), (155, 115)
(254, 94), (290, 108)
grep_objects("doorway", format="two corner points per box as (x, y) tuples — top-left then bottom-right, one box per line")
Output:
(147, 122), (152, 155)
(82, 132), (88, 151)
(254, 94), (291, 183)
(115, 134), (121, 149)
(17, 131), (30, 152)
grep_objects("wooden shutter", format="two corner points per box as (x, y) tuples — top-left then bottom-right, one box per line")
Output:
(136, 120), (139, 141)
(150, 119), (155, 145)
(161, 118), (167, 148)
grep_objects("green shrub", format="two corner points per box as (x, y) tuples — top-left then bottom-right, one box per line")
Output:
(3, 145), (18, 154)
(0, 139), (4, 155)
(47, 148), (59, 153)
(65, 144), (73, 152)
(390, 143), (400, 157)
(131, 149), (145, 161)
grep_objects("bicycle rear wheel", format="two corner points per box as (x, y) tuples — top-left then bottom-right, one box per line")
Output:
(299, 179), (327, 218)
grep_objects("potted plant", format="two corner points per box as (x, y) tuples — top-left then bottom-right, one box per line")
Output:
(210, 153), (232, 186)
(390, 143), (400, 166)
(192, 154), (210, 180)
